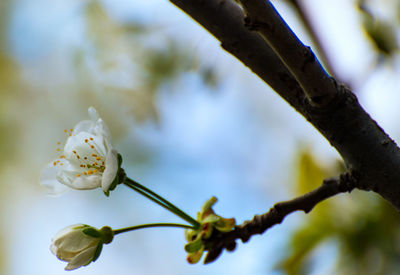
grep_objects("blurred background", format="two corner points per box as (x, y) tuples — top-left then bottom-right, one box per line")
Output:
(2, 0), (400, 274)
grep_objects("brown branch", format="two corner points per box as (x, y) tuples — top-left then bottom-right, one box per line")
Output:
(287, 0), (337, 78)
(238, 0), (336, 104)
(202, 172), (357, 264)
(238, 0), (337, 106)
(169, 0), (308, 112)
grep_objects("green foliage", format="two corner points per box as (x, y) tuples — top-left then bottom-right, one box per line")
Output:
(357, 0), (399, 57)
(278, 150), (400, 275)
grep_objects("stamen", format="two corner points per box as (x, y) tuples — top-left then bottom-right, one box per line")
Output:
(53, 161), (57, 166)
(84, 157), (87, 160)
(92, 154), (97, 157)
(60, 155), (66, 159)
(56, 148), (61, 152)
(85, 139), (89, 143)
(90, 137), (94, 141)
(64, 129), (68, 133)
(57, 142), (61, 145)
(96, 156), (102, 161)
(90, 145), (95, 149)
(83, 172), (88, 176)
(73, 150), (77, 154)
(76, 174), (81, 177)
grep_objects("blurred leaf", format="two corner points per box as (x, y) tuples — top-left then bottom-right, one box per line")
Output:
(295, 149), (327, 195)
(144, 41), (194, 90)
(279, 149), (400, 275)
(358, 1), (399, 56)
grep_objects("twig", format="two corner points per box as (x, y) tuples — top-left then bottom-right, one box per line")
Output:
(203, 172), (357, 263)
(238, 0), (337, 106)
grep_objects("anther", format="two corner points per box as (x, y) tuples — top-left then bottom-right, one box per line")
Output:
(85, 139), (89, 143)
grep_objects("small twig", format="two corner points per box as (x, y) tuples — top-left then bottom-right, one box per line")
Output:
(203, 172), (357, 263)
(238, 0), (338, 106)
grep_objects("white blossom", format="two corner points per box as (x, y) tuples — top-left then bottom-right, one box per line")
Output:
(41, 107), (119, 193)
(51, 224), (113, 270)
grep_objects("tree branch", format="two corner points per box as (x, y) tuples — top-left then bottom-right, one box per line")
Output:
(169, 0), (400, 211)
(203, 172), (357, 263)
(286, 0), (337, 78)
(238, 0), (336, 106)
(169, 0), (307, 111)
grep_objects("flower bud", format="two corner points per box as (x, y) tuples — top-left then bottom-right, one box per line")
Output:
(51, 224), (114, 270)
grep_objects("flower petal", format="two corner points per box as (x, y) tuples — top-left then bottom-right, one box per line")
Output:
(69, 175), (102, 190)
(101, 148), (119, 192)
(40, 164), (69, 195)
(65, 245), (98, 271)
(88, 106), (100, 121)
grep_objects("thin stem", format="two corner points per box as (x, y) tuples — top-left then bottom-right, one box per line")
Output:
(114, 223), (194, 235)
(123, 179), (200, 228)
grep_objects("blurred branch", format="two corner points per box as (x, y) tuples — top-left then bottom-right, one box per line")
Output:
(203, 172), (356, 263)
(238, 0), (337, 106)
(286, 0), (337, 78)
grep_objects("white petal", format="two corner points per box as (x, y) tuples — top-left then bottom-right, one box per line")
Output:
(64, 132), (107, 161)
(69, 175), (102, 190)
(40, 164), (69, 195)
(88, 107), (100, 121)
(101, 148), (119, 192)
(93, 118), (112, 142)
(65, 245), (98, 271)
(72, 120), (95, 135)
(52, 224), (85, 242)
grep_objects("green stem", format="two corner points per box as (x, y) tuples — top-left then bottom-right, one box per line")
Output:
(113, 223), (194, 235)
(123, 179), (200, 228)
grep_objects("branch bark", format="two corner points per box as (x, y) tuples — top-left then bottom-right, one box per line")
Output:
(287, 0), (337, 78)
(239, 0), (336, 105)
(203, 173), (356, 263)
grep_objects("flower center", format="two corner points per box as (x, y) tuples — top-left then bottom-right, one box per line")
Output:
(53, 129), (106, 178)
